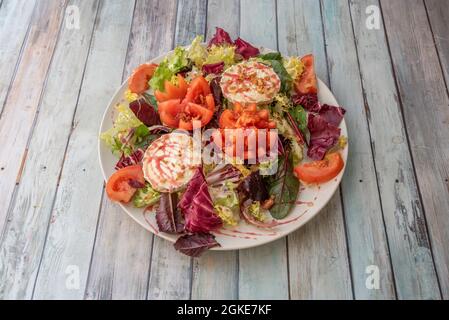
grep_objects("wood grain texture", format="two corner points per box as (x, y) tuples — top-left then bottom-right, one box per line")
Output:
(189, 0), (239, 301)
(238, 0), (288, 300)
(425, 0), (449, 89)
(85, 0), (178, 301)
(31, 0), (135, 300)
(277, 0), (353, 300)
(381, 0), (449, 298)
(206, 0), (239, 41)
(0, 0), (37, 115)
(0, 0), (66, 237)
(0, 0), (99, 300)
(350, 0), (441, 300)
(174, 0), (207, 46)
(146, 0), (207, 300)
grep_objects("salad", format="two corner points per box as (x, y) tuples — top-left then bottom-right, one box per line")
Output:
(100, 27), (347, 257)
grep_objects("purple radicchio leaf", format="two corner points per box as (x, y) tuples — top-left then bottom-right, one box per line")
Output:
(307, 113), (341, 160)
(202, 61), (224, 75)
(292, 93), (321, 113)
(237, 170), (269, 202)
(178, 168), (223, 233)
(129, 98), (161, 126)
(205, 164), (242, 186)
(115, 148), (144, 170)
(208, 27), (233, 47)
(173, 233), (220, 257)
(156, 193), (184, 234)
(234, 37), (260, 59)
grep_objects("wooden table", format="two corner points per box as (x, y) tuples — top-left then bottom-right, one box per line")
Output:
(0, 0), (448, 300)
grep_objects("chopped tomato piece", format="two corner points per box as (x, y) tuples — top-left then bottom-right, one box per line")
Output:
(155, 74), (188, 102)
(295, 54), (317, 95)
(128, 63), (157, 94)
(294, 153), (344, 184)
(184, 76), (211, 103)
(106, 165), (145, 203)
(156, 76), (215, 130)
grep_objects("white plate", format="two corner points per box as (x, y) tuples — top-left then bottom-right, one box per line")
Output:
(98, 47), (348, 251)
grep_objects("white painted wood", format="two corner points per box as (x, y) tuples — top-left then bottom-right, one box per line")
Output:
(1, 0), (99, 299)
(147, 239), (191, 300)
(238, 0), (289, 300)
(277, 0), (354, 300)
(190, 0), (239, 300)
(206, 0), (239, 41)
(0, 0), (66, 237)
(85, 0), (178, 300)
(0, 0), (37, 115)
(381, 0), (449, 298)
(31, 0), (135, 300)
(146, 0), (207, 300)
(349, 0), (440, 300)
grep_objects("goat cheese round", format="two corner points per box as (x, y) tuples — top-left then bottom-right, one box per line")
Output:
(220, 61), (281, 105)
(142, 132), (198, 192)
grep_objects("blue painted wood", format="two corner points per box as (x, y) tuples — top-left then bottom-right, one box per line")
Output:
(381, 0), (449, 298)
(238, 0), (289, 300)
(277, 0), (354, 300)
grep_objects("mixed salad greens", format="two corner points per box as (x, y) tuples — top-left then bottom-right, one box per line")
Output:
(101, 28), (347, 257)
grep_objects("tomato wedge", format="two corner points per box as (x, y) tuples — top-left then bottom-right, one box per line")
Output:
(295, 54), (317, 95)
(106, 165), (145, 203)
(156, 76), (215, 130)
(154, 74), (188, 102)
(294, 153), (344, 184)
(218, 103), (276, 130)
(184, 76), (211, 103)
(178, 103), (214, 130)
(128, 63), (157, 94)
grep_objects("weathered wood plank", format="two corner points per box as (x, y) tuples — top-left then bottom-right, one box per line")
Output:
(425, 0), (449, 89)
(0, 0), (37, 115)
(190, 0), (239, 301)
(146, 0), (207, 300)
(0, 0), (66, 237)
(0, 0), (99, 300)
(349, 0), (441, 300)
(206, 0), (239, 41)
(277, 0), (353, 300)
(238, 0), (288, 300)
(174, 0), (207, 46)
(381, 0), (449, 298)
(31, 0), (135, 300)
(85, 0), (178, 300)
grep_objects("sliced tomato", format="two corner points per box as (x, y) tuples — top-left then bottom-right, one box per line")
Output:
(158, 99), (183, 128)
(178, 103), (213, 130)
(155, 74), (188, 102)
(219, 109), (238, 128)
(295, 54), (317, 95)
(183, 76), (211, 103)
(106, 165), (145, 203)
(294, 153), (344, 184)
(128, 63), (157, 94)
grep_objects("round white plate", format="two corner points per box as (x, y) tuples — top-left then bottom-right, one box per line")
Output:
(98, 47), (348, 251)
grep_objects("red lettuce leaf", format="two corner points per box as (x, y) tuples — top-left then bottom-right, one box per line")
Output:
(202, 61), (224, 75)
(318, 104), (346, 126)
(237, 170), (269, 202)
(234, 37), (260, 59)
(205, 164), (241, 186)
(292, 93), (321, 113)
(115, 148), (144, 170)
(156, 193), (184, 234)
(178, 168), (223, 233)
(174, 233), (220, 257)
(208, 27), (233, 47)
(129, 98), (161, 126)
(307, 113), (341, 160)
